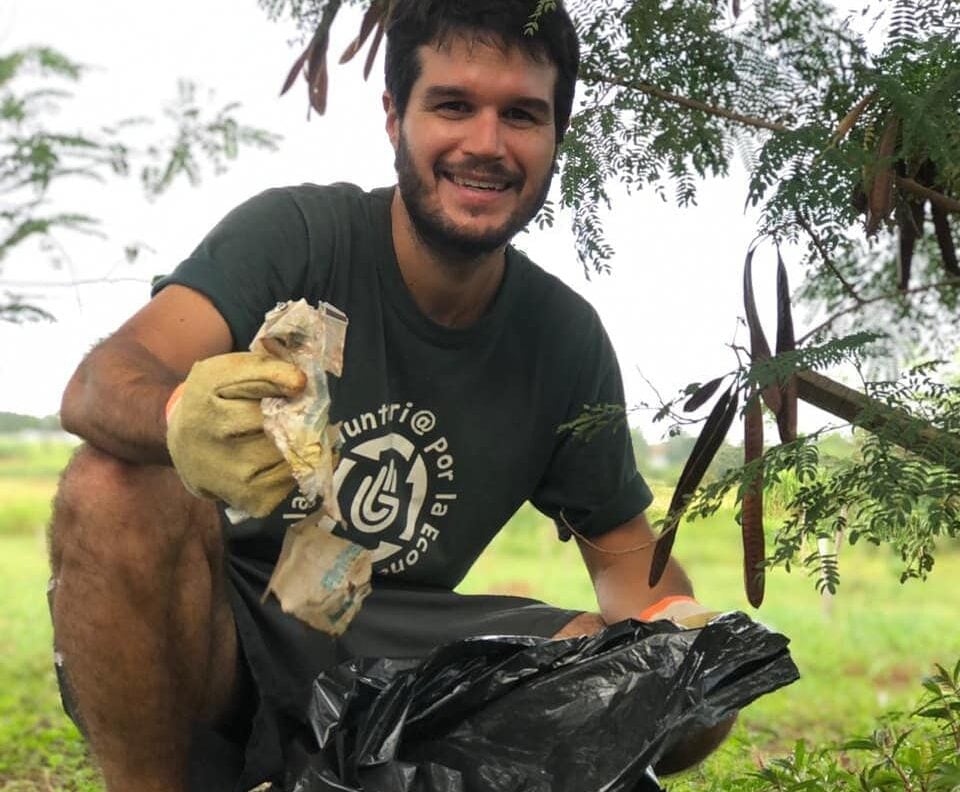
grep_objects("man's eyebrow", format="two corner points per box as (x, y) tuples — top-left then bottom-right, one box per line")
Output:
(422, 85), (470, 103)
(422, 85), (552, 116)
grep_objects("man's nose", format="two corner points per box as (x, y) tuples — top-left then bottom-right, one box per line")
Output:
(462, 107), (505, 159)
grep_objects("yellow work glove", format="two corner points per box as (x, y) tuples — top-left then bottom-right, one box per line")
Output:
(165, 352), (307, 518)
(638, 596), (721, 629)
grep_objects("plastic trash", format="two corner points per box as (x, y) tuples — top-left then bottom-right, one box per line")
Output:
(282, 611), (800, 792)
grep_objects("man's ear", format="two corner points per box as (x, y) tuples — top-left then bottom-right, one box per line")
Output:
(383, 91), (399, 150)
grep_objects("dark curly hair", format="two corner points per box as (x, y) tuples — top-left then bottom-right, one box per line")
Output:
(384, 0), (580, 143)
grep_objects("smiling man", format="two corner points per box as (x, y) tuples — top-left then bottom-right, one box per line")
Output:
(49, 2), (729, 791)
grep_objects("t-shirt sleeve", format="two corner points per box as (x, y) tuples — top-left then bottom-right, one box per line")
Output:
(529, 308), (653, 541)
(151, 188), (315, 350)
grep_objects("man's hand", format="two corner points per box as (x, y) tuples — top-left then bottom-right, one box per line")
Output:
(166, 351), (307, 517)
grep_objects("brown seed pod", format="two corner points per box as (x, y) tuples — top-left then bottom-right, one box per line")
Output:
(774, 252), (798, 444)
(866, 116), (900, 236)
(683, 376), (726, 412)
(340, 2), (386, 64)
(896, 196), (925, 291)
(932, 204), (959, 276)
(280, 0), (344, 115)
(743, 249), (782, 416)
(363, 21), (386, 81)
(650, 388), (740, 587)
(830, 93), (875, 146)
(742, 392), (765, 608)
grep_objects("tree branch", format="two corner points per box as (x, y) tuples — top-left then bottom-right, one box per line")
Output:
(895, 176), (960, 214)
(579, 68), (790, 133)
(795, 213), (864, 304)
(797, 279), (960, 345)
(796, 370), (960, 472)
(575, 76), (960, 220)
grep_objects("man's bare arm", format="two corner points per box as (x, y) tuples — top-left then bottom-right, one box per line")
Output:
(576, 512), (694, 622)
(60, 285), (234, 463)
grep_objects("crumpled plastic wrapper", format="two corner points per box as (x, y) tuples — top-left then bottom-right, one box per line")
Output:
(263, 510), (372, 636)
(252, 299), (348, 521)
(243, 299), (373, 635)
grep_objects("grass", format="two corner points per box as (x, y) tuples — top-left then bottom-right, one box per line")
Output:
(1, 531), (101, 792)
(1, 442), (959, 790)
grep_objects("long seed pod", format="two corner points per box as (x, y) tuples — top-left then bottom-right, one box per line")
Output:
(897, 196), (925, 290)
(308, 54), (330, 115)
(743, 249), (782, 415)
(280, 0), (343, 114)
(649, 387), (740, 587)
(281, 46), (312, 97)
(683, 376), (726, 412)
(830, 92), (875, 146)
(932, 204), (959, 276)
(363, 21), (387, 81)
(866, 116), (899, 236)
(742, 392), (765, 608)
(340, 2), (386, 64)
(774, 252), (797, 443)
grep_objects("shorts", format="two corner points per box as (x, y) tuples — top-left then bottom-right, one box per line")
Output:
(55, 549), (582, 792)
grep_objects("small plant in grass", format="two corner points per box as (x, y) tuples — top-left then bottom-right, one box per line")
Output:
(735, 658), (960, 791)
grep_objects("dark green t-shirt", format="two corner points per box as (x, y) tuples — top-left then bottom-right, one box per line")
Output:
(154, 183), (652, 589)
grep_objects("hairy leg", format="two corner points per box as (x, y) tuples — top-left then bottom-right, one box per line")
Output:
(48, 445), (239, 792)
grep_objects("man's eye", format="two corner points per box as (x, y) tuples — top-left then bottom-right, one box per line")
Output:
(504, 108), (536, 124)
(436, 101), (470, 114)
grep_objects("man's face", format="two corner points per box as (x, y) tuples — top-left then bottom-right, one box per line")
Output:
(385, 36), (558, 260)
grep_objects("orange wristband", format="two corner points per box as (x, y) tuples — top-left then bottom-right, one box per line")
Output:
(638, 595), (700, 622)
(164, 382), (187, 423)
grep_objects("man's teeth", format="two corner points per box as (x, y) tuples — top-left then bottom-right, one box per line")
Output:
(449, 174), (507, 191)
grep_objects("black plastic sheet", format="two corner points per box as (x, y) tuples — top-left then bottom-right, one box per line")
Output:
(285, 612), (800, 792)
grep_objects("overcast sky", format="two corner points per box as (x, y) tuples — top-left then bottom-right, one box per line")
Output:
(1, 0), (819, 440)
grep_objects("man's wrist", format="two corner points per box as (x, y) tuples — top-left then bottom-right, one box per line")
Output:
(640, 596), (718, 629)
(164, 382), (187, 424)
(638, 595), (700, 622)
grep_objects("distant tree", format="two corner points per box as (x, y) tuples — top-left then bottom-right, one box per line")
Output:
(629, 426), (650, 468)
(662, 433), (697, 468)
(0, 47), (281, 322)
(0, 411), (60, 432)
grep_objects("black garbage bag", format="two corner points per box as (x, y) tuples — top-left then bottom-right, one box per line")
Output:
(285, 612), (800, 792)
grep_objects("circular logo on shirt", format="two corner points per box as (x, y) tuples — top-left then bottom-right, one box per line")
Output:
(333, 432), (429, 550)
(279, 401), (458, 576)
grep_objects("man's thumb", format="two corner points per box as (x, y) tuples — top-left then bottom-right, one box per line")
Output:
(216, 358), (307, 400)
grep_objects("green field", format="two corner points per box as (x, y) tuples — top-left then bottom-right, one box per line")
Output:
(2, 439), (959, 790)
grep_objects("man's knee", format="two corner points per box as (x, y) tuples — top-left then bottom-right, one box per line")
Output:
(49, 443), (217, 579)
(654, 715), (736, 776)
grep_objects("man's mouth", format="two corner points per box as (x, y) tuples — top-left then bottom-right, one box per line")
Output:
(442, 171), (513, 192)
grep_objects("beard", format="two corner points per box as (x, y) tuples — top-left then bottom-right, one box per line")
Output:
(394, 131), (554, 263)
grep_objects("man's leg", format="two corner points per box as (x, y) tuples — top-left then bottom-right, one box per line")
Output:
(48, 445), (241, 792)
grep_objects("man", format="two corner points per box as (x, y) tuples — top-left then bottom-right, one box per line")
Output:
(49, 2), (730, 790)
